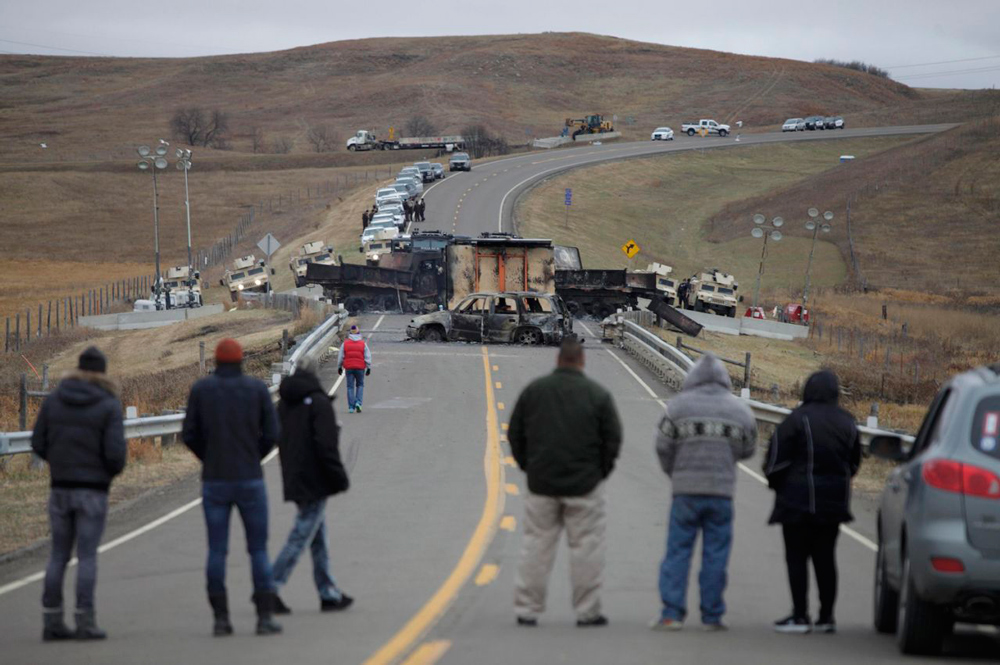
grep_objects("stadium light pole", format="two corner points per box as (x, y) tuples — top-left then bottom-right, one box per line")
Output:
(176, 149), (194, 271)
(136, 140), (171, 303)
(802, 207), (834, 309)
(751, 213), (784, 310)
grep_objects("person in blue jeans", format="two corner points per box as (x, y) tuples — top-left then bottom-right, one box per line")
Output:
(337, 325), (371, 413)
(652, 354), (757, 631)
(271, 359), (353, 614)
(183, 338), (282, 636)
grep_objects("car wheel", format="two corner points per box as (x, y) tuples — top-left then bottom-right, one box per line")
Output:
(516, 328), (542, 345)
(719, 129), (728, 137)
(687, 128), (696, 136)
(421, 326), (444, 342)
(347, 145), (357, 152)
(896, 554), (947, 655)
(694, 300), (705, 313)
(727, 306), (737, 318)
(344, 297), (366, 315)
(873, 534), (899, 634)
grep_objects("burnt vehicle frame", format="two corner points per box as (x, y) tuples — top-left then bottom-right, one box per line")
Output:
(406, 291), (572, 345)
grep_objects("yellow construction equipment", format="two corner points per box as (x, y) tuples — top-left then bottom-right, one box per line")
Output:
(564, 114), (614, 138)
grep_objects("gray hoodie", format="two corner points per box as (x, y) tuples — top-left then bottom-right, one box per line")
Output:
(655, 354), (757, 498)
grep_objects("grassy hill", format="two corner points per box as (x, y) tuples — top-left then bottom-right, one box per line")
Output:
(0, 32), (984, 164)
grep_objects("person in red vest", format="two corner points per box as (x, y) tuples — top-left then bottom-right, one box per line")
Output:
(337, 325), (372, 413)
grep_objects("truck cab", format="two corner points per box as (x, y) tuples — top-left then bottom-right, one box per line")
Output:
(290, 241), (339, 287)
(221, 254), (270, 302)
(347, 129), (382, 151)
(683, 269), (740, 316)
(639, 263), (679, 307)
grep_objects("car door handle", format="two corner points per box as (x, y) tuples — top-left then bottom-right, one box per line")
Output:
(888, 481), (902, 493)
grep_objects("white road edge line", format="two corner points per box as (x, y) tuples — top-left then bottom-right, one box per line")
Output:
(0, 315), (386, 598)
(604, 348), (665, 406)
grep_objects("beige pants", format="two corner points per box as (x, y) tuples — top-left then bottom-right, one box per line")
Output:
(514, 483), (606, 620)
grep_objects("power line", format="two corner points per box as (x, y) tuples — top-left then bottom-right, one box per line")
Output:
(896, 64), (1000, 80)
(0, 38), (112, 57)
(887, 54), (1000, 70)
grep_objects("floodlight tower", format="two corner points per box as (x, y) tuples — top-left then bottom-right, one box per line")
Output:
(176, 148), (193, 270)
(802, 208), (834, 309)
(750, 213), (784, 310)
(136, 140), (170, 302)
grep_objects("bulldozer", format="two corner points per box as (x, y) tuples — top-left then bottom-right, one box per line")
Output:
(565, 114), (613, 138)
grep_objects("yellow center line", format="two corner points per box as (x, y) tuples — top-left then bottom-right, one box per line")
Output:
(503, 456), (516, 467)
(474, 563), (500, 586)
(361, 348), (504, 665)
(497, 402), (505, 410)
(500, 515), (516, 531)
(495, 381), (502, 389)
(399, 640), (452, 665)
(501, 423), (508, 431)
(492, 365), (499, 371)
(505, 483), (520, 496)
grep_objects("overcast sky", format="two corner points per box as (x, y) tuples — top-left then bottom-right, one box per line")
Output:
(1, 0), (998, 89)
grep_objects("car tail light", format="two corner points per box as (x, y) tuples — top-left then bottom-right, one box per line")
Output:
(930, 557), (965, 573)
(922, 459), (1000, 499)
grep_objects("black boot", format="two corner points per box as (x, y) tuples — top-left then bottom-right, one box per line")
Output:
(252, 592), (283, 636)
(273, 594), (292, 615)
(208, 594), (234, 637)
(42, 609), (74, 642)
(74, 609), (107, 640)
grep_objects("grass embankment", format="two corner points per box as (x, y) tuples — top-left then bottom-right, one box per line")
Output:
(516, 137), (911, 292)
(0, 307), (319, 555)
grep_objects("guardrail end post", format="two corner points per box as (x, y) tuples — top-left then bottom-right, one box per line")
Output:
(867, 402), (879, 429)
(744, 352), (751, 390)
(19, 373), (28, 431)
(740, 387), (751, 399)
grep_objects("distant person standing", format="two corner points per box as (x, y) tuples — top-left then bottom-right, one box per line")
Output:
(271, 358), (353, 615)
(416, 198), (426, 222)
(509, 338), (622, 628)
(362, 210), (369, 230)
(403, 199), (413, 223)
(765, 370), (861, 634)
(652, 353), (756, 631)
(337, 325), (371, 414)
(32, 347), (126, 642)
(182, 338), (282, 637)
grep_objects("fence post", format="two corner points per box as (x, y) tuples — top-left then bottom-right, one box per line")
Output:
(4, 316), (8, 352)
(47, 301), (52, 335)
(867, 403), (880, 429)
(744, 352), (752, 390)
(55, 300), (60, 331)
(15, 313), (21, 351)
(199, 341), (206, 374)
(19, 373), (28, 430)
(42, 364), (49, 391)
(281, 329), (289, 358)
(38, 304), (43, 337)
(27, 310), (31, 343)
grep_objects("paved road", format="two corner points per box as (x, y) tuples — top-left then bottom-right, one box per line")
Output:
(4, 123), (996, 664)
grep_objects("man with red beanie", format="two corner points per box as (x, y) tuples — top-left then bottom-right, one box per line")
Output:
(337, 325), (371, 414)
(182, 338), (282, 636)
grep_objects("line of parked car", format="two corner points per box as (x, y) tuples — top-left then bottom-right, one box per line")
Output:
(782, 115), (845, 131)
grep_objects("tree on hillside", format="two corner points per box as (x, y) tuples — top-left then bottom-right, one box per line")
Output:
(814, 59), (889, 79)
(460, 124), (509, 159)
(271, 136), (293, 154)
(306, 125), (334, 153)
(406, 115), (438, 137)
(171, 108), (230, 148)
(250, 126), (266, 154)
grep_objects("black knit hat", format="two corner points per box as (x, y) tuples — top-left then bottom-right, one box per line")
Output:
(78, 346), (107, 374)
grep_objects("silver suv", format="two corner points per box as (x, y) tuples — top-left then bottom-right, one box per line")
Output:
(870, 365), (1000, 654)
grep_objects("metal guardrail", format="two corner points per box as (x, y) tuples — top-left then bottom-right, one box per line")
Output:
(607, 314), (915, 448)
(1, 308), (350, 457)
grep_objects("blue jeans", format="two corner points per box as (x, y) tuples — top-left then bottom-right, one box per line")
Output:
(43, 488), (108, 610)
(346, 369), (365, 408)
(659, 495), (733, 624)
(202, 479), (274, 596)
(271, 499), (343, 602)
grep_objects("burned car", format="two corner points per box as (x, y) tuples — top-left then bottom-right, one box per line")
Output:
(406, 292), (572, 345)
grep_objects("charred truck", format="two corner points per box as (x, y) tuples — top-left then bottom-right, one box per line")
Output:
(289, 241), (339, 288)
(553, 249), (679, 318)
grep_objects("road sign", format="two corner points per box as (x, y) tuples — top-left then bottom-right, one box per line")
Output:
(621, 239), (640, 259)
(257, 233), (281, 259)
(565, 188), (572, 206)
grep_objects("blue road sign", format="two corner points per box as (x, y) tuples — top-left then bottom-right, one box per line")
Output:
(565, 188), (572, 206)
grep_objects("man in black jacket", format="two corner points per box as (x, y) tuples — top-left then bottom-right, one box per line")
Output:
(182, 338), (282, 636)
(271, 358), (353, 614)
(32, 346), (126, 642)
(764, 370), (861, 634)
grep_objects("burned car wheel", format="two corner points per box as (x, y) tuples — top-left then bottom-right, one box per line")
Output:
(516, 328), (542, 345)
(421, 326), (444, 342)
(344, 297), (366, 315)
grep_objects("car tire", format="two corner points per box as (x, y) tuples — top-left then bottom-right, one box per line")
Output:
(516, 328), (542, 345)
(344, 297), (366, 315)
(719, 129), (728, 137)
(687, 128), (696, 136)
(873, 534), (899, 634)
(347, 145), (357, 152)
(421, 326), (444, 342)
(727, 306), (737, 318)
(896, 555), (947, 655)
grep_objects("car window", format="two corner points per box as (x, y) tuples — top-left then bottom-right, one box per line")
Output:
(230, 272), (245, 280)
(458, 297), (488, 313)
(909, 389), (953, 458)
(522, 297), (554, 313)
(970, 395), (1000, 460)
(493, 296), (516, 313)
(701, 285), (715, 292)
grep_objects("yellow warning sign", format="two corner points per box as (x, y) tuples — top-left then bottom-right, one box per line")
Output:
(621, 239), (641, 259)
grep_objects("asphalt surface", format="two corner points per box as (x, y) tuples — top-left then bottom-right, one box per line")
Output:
(3, 123), (996, 664)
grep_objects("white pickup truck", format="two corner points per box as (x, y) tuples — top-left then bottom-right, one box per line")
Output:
(680, 119), (730, 137)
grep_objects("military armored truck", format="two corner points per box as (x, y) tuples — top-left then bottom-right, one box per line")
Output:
(161, 265), (203, 308)
(681, 269), (740, 316)
(289, 241), (339, 287)
(221, 255), (270, 302)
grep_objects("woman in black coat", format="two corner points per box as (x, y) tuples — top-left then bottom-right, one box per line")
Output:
(764, 370), (861, 634)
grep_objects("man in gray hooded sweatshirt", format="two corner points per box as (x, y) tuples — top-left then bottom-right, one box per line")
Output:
(652, 353), (756, 631)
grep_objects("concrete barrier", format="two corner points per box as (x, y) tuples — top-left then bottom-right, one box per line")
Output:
(532, 131), (622, 149)
(79, 304), (224, 331)
(675, 310), (809, 341)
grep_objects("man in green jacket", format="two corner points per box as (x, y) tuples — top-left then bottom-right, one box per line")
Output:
(509, 337), (623, 628)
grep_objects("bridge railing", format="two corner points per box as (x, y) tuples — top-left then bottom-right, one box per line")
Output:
(0, 308), (350, 457)
(605, 313), (915, 448)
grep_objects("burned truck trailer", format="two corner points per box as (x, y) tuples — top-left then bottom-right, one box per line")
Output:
(554, 269), (660, 319)
(306, 235), (556, 314)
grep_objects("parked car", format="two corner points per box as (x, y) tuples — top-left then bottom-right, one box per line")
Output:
(396, 175), (423, 195)
(869, 364), (1000, 655)
(782, 118), (804, 132)
(406, 291), (572, 345)
(449, 152), (472, 172)
(390, 182), (417, 201)
(804, 116), (825, 130)
(824, 116), (845, 129)
(430, 163), (445, 179)
(376, 187), (401, 203)
(650, 126), (674, 141)
(414, 161), (436, 183)
(360, 220), (398, 244)
(371, 211), (403, 229)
